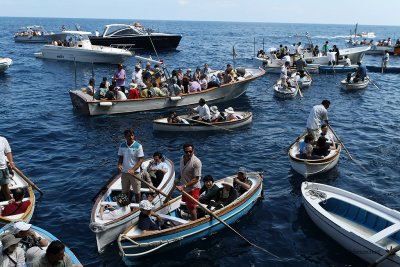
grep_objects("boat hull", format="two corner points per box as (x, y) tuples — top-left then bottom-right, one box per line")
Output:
(319, 65), (358, 74)
(35, 45), (132, 64)
(89, 34), (182, 50)
(341, 77), (369, 90)
(14, 35), (51, 43)
(367, 65), (400, 73)
(70, 67), (265, 115)
(302, 182), (400, 267)
(153, 112), (252, 132)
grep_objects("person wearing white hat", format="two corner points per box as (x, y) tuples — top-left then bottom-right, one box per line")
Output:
(224, 107), (237, 121)
(0, 234), (25, 267)
(14, 221), (48, 250)
(210, 106), (223, 122)
(138, 200), (163, 233)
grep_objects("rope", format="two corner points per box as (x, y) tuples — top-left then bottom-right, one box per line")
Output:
(305, 183), (327, 204)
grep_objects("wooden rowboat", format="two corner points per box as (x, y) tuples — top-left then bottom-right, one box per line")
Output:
(302, 182), (400, 267)
(273, 79), (298, 99)
(0, 167), (35, 226)
(118, 172), (263, 263)
(1, 223), (82, 265)
(153, 111), (252, 132)
(340, 76), (370, 90)
(288, 132), (342, 177)
(89, 158), (175, 253)
(69, 63), (265, 116)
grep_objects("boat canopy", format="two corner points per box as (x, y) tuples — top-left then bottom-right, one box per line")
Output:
(101, 24), (150, 37)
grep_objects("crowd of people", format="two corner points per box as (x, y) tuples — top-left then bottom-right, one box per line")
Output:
(84, 62), (243, 101)
(113, 129), (254, 232)
(0, 222), (82, 267)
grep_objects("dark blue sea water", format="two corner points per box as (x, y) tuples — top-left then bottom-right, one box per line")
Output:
(1, 17), (400, 266)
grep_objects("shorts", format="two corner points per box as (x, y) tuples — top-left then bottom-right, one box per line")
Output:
(121, 172), (141, 195)
(0, 169), (10, 185)
(182, 188), (200, 208)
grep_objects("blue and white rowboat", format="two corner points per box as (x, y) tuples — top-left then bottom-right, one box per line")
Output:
(118, 172), (263, 263)
(302, 182), (400, 267)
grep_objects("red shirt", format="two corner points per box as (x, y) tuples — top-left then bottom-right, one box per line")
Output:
(2, 200), (31, 216)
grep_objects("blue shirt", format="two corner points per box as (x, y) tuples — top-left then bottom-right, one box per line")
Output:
(138, 212), (160, 231)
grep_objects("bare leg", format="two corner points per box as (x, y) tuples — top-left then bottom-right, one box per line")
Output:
(188, 206), (197, 221)
(1, 185), (11, 200)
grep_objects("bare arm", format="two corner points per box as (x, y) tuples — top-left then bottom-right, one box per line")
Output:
(6, 152), (15, 169)
(118, 156), (123, 172)
(128, 157), (144, 175)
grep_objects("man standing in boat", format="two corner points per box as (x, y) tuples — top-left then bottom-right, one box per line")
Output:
(176, 143), (202, 221)
(114, 64), (127, 93)
(118, 129), (144, 203)
(306, 100), (330, 141)
(0, 136), (14, 200)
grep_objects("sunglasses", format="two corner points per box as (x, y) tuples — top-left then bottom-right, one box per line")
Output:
(184, 150), (193, 154)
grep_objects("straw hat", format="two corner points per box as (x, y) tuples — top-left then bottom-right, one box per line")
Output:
(139, 200), (154, 211)
(1, 234), (21, 250)
(221, 177), (234, 187)
(224, 107), (235, 114)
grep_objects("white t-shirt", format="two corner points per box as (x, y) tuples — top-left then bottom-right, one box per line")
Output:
(116, 90), (127, 100)
(345, 58), (351, 66)
(282, 55), (291, 64)
(327, 51), (336, 62)
(118, 141), (144, 173)
(0, 137), (11, 170)
(280, 65), (288, 79)
(147, 161), (168, 173)
(193, 104), (211, 120)
(306, 104), (328, 130)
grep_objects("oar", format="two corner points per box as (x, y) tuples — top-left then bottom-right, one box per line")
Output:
(327, 124), (368, 172)
(177, 176), (279, 258)
(14, 166), (44, 195)
(294, 80), (303, 98)
(304, 68), (313, 81)
(369, 79), (380, 90)
(368, 245), (400, 267)
(185, 117), (233, 132)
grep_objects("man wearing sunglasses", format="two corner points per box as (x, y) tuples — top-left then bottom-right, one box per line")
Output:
(176, 143), (202, 221)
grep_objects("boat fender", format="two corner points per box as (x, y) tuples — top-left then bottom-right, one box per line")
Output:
(169, 96), (182, 101)
(99, 102), (113, 107)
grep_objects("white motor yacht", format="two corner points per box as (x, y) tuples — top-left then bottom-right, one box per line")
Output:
(34, 31), (133, 64)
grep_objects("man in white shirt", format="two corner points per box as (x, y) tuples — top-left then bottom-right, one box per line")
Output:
(192, 98), (211, 121)
(344, 55), (351, 66)
(0, 136), (14, 200)
(306, 100), (330, 141)
(118, 129), (144, 203)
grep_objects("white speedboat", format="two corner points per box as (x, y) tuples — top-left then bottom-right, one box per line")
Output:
(34, 31), (133, 64)
(0, 58), (12, 73)
(14, 25), (53, 43)
(302, 182), (400, 267)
